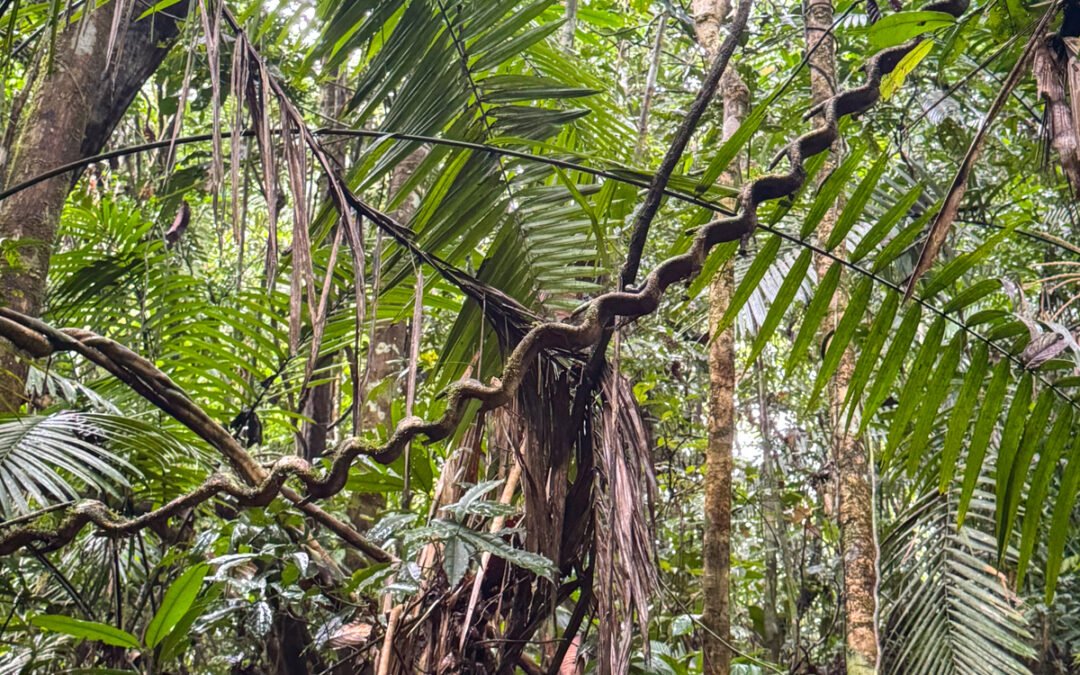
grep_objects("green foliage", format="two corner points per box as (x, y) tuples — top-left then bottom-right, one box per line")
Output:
(144, 563), (210, 648)
(4, 0), (1080, 671)
(31, 615), (141, 649)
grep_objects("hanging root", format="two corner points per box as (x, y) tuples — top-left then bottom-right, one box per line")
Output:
(0, 0), (968, 557)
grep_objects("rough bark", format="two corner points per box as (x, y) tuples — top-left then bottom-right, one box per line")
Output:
(0, 2), (188, 412)
(805, 1), (878, 671)
(695, 0), (746, 671)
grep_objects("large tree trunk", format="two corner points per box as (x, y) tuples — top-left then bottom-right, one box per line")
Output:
(0, 3), (189, 412)
(805, 1), (879, 672)
(696, 0), (748, 672)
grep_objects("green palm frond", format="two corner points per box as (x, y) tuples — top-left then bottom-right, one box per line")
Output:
(881, 476), (1036, 675)
(0, 412), (140, 518)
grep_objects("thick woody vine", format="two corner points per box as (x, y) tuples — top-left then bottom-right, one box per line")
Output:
(0, 0), (969, 556)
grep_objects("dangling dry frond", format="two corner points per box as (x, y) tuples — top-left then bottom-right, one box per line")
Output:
(283, 116), (317, 357)
(593, 370), (657, 674)
(517, 358), (572, 566)
(1064, 36), (1080, 152)
(246, 62), (280, 283)
(229, 39), (248, 248)
(1035, 36), (1080, 191)
(197, 0), (224, 194)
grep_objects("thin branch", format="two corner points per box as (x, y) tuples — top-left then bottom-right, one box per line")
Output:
(620, 0), (753, 289)
(4, 128), (1078, 261)
(905, 7), (1056, 298)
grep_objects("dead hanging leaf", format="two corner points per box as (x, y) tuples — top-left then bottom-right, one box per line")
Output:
(905, 13), (1054, 300)
(198, 0), (224, 193)
(166, 201), (191, 247)
(246, 61), (280, 283)
(327, 621), (373, 649)
(593, 372), (658, 675)
(1064, 36), (1080, 150)
(229, 41), (249, 248)
(1035, 37), (1080, 191)
(1020, 331), (1067, 369)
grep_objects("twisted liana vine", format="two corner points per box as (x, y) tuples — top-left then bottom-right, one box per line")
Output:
(0, 0), (969, 556)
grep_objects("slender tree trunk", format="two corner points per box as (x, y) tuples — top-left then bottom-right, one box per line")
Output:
(695, 1), (747, 672)
(805, 2), (878, 671)
(0, 3), (188, 412)
(635, 12), (667, 161)
(302, 70), (349, 460)
(562, 0), (578, 49)
(757, 362), (785, 662)
(344, 149), (424, 557)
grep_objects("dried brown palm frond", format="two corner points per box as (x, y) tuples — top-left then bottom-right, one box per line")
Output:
(1035, 35), (1080, 192)
(593, 369), (658, 675)
(1065, 36), (1080, 153)
(517, 357), (573, 566)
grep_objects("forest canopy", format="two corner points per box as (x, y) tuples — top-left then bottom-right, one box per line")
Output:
(0, 0), (1078, 673)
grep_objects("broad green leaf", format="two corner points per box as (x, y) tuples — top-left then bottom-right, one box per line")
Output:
(826, 150), (890, 251)
(685, 241), (739, 302)
(426, 519), (556, 579)
(158, 583), (223, 663)
(905, 329), (964, 477)
(145, 563), (209, 648)
(985, 320), (1030, 343)
(881, 39), (935, 99)
(810, 276), (872, 406)
(883, 316), (947, 465)
(844, 289), (899, 431)
(466, 0), (554, 44)
(997, 389), (1053, 557)
(471, 20), (563, 71)
(1017, 406), (1073, 586)
(1045, 433), (1080, 602)
(939, 342), (988, 492)
(31, 615), (140, 649)
(785, 262), (842, 375)
(801, 145), (867, 240)
(478, 75), (597, 102)
(714, 235), (782, 334)
(858, 301), (922, 434)
(766, 152), (829, 226)
(746, 249), (812, 365)
(442, 535), (472, 587)
(867, 11), (957, 49)
(850, 184), (923, 263)
(957, 358), (1012, 526)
